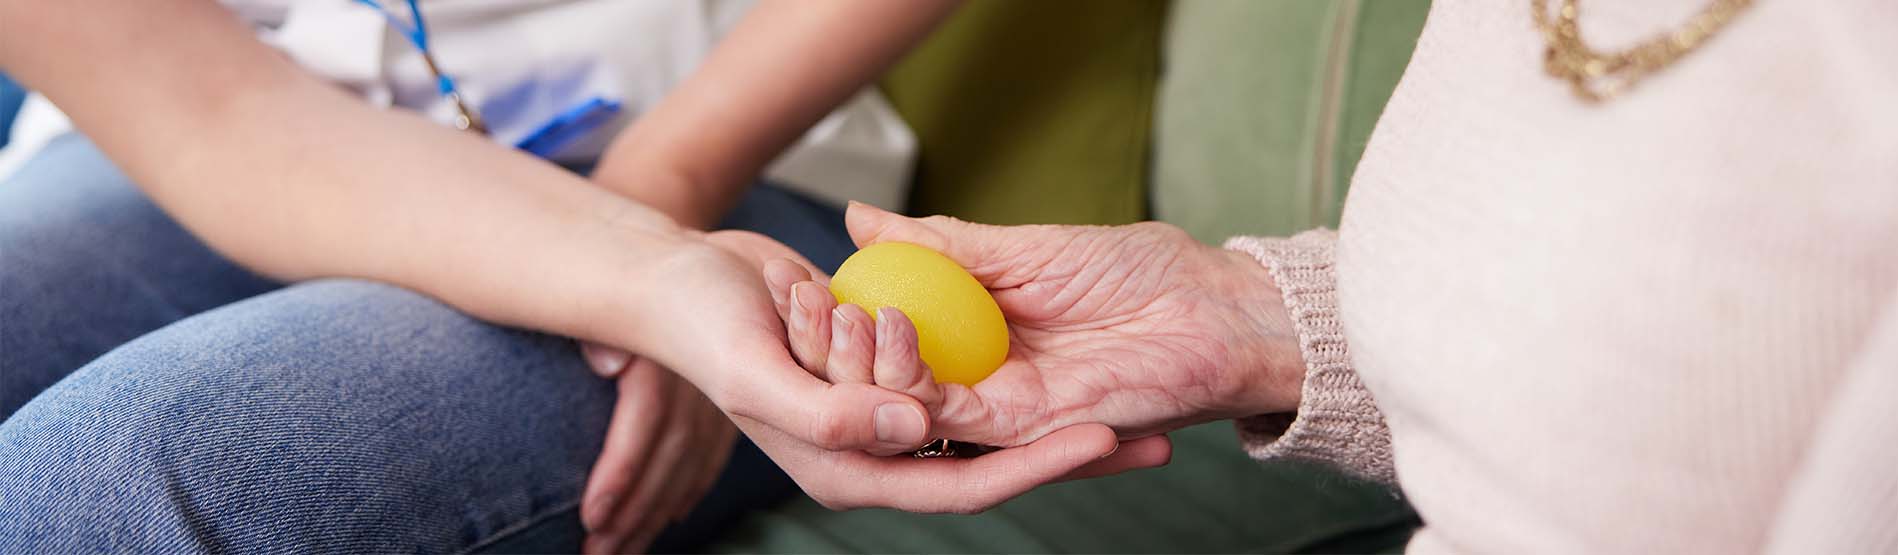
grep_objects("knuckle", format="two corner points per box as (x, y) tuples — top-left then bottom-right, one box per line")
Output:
(1127, 220), (1192, 242)
(909, 216), (960, 243)
(899, 361), (932, 393)
(919, 214), (963, 227)
(809, 407), (856, 451)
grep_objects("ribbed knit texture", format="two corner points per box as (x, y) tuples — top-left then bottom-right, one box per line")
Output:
(1224, 231), (1394, 485)
(1218, 1), (1898, 551)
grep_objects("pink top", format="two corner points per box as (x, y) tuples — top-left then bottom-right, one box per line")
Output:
(1225, 0), (1898, 552)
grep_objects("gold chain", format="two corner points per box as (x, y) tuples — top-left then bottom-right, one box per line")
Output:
(1532, 0), (1754, 103)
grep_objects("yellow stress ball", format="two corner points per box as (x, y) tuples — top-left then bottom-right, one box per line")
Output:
(829, 242), (1009, 386)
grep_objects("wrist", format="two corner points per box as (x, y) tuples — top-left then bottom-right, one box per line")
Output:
(591, 156), (725, 230)
(565, 201), (706, 351)
(1205, 244), (1307, 416)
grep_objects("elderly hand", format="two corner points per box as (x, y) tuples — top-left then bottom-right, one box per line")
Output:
(586, 229), (1172, 520)
(765, 204), (1307, 448)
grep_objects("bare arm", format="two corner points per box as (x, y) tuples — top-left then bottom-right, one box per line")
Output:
(591, 0), (960, 229)
(0, 0), (687, 350)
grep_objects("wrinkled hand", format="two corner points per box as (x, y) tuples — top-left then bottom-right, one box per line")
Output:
(576, 349), (735, 555)
(593, 229), (1172, 518)
(766, 203), (1305, 448)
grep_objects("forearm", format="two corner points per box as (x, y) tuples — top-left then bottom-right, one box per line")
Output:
(591, 0), (959, 229)
(1, 0), (685, 348)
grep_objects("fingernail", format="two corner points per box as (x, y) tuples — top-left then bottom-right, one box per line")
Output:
(833, 306), (855, 331)
(874, 403), (926, 446)
(1100, 442), (1121, 460)
(791, 283), (812, 312)
(790, 284), (812, 333)
(766, 273), (790, 307)
(584, 347), (630, 378)
(875, 308), (896, 338)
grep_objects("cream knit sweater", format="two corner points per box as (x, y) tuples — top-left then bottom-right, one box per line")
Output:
(1226, 0), (1897, 552)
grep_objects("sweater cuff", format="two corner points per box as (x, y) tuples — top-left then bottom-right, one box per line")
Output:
(1223, 229), (1396, 485)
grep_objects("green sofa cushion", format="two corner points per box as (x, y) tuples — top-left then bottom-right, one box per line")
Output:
(881, 0), (1166, 226)
(1153, 0), (1430, 241)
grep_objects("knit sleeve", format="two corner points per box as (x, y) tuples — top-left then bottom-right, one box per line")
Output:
(1222, 229), (1396, 485)
(1764, 291), (1898, 553)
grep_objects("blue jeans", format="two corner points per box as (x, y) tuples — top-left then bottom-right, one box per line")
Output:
(0, 134), (856, 552)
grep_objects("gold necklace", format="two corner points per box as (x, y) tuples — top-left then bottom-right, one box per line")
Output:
(1532, 0), (1754, 103)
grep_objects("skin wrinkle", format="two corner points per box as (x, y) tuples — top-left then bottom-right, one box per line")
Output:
(982, 230), (1076, 294)
(936, 241), (1248, 444)
(1098, 231), (1185, 309)
(1164, 293), (1265, 411)
(996, 329), (1219, 442)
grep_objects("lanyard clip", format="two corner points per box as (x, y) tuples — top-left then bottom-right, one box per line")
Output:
(420, 52), (487, 135)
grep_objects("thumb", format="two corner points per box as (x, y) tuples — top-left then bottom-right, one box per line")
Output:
(717, 341), (934, 454)
(844, 202), (1012, 283)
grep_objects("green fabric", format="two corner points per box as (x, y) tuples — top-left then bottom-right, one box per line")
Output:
(881, 0), (1166, 226)
(712, 424), (1418, 554)
(1152, 0), (1431, 242)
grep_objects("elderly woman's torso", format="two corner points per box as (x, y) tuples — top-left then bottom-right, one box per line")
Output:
(1337, 0), (1897, 551)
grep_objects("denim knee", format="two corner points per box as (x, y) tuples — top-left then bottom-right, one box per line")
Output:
(0, 279), (615, 553)
(1, 134), (277, 416)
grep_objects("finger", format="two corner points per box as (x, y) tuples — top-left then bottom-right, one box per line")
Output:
(672, 402), (737, 528)
(650, 394), (735, 537)
(709, 335), (931, 454)
(826, 303), (876, 385)
(787, 281), (837, 380)
(720, 380), (929, 455)
(762, 258), (814, 323)
(616, 376), (714, 553)
(1054, 434), (1174, 483)
(580, 342), (635, 379)
(843, 201), (1011, 283)
(871, 307), (943, 412)
(811, 423), (1122, 514)
(681, 415), (737, 519)
(588, 372), (702, 555)
(657, 378), (729, 525)
(581, 361), (671, 535)
(921, 380), (1017, 446)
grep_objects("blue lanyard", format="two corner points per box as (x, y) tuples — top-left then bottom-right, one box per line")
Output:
(352, 0), (620, 155)
(353, 0), (457, 96)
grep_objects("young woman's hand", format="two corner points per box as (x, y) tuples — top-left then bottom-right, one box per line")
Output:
(765, 204), (1308, 448)
(576, 351), (734, 555)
